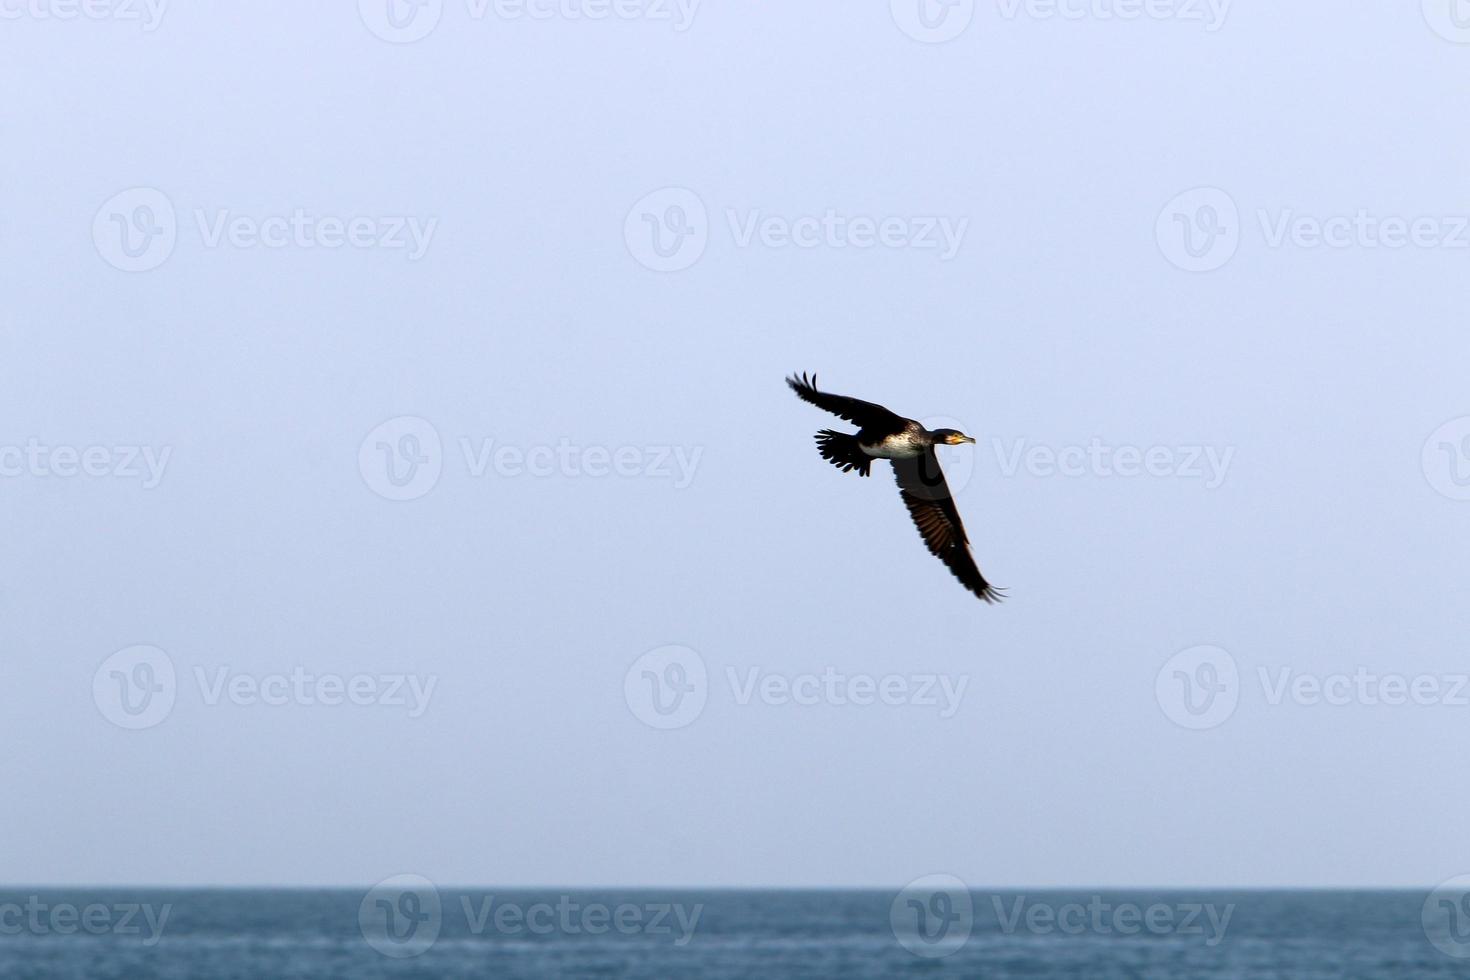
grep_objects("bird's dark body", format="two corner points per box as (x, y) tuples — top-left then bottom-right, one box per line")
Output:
(787, 372), (1004, 604)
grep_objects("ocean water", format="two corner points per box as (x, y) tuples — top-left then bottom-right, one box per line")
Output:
(0, 888), (1464, 978)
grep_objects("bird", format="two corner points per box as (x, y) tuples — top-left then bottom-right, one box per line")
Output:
(786, 372), (1004, 603)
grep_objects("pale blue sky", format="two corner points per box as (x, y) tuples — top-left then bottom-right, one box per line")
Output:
(2, 1), (1469, 887)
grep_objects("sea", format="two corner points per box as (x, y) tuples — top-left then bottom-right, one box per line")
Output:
(0, 888), (1465, 978)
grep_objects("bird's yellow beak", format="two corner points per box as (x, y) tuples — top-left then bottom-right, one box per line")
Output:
(946, 433), (977, 445)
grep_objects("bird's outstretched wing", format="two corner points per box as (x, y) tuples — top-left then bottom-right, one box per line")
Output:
(786, 372), (904, 432)
(892, 451), (1004, 603)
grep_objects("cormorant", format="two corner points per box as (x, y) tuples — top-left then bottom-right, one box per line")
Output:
(786, 372), (1004, 604)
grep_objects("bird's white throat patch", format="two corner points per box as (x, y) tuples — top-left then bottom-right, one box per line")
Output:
(861, 434), (927, 459)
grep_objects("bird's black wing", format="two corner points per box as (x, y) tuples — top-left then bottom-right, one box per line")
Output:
(892, 451), (1004, 603)
(786, 373), (905, 433)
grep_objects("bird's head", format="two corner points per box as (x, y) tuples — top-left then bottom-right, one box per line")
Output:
(933, 428), (977, 446)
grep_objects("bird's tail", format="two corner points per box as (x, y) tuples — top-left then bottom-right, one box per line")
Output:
(814, 430), (872, 477)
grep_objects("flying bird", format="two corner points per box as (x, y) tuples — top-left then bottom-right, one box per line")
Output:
(786, 372), (1004, 603)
